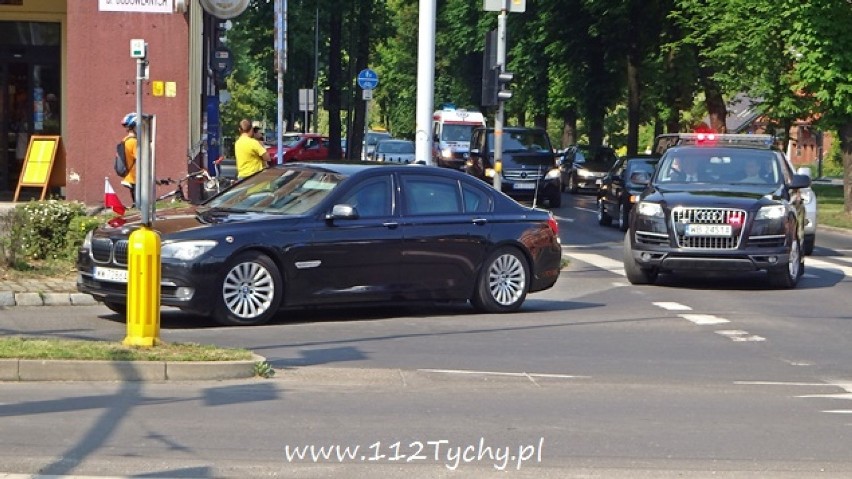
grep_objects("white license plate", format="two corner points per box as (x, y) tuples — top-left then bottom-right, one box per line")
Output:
(595, 179), (603, 185)
(685, 224), (732, 237)
(513, 182), (536, 190)
(94, 267), (128, 283)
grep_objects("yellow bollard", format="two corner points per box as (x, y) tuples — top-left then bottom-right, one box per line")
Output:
(123, 226), (161, 347)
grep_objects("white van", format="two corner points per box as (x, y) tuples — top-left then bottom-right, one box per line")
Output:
(432, 108), (486, 169)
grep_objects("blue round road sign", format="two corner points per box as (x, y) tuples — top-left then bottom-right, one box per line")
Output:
(358, 68), (379, 90)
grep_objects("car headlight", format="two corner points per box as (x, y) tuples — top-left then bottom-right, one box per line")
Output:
(545, 168), (561, 180)
(757, 204), (786, 220)
(441, 148), (453, 159)
(636, 202), (663, 218)
(576, 168), (593, 178)
(82, 230), (93, 250)
(161, 240), (217, 260)
(485, 168), (496, 178)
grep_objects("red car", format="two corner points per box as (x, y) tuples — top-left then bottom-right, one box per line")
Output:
(266, 133), (329, 163)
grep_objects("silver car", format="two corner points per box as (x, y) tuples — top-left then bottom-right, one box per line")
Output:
(790, 163), (818, 255)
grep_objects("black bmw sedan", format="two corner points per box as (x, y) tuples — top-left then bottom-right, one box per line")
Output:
(77, 163), (563, 326)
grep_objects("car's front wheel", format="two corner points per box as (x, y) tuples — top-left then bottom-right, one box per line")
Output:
(598, 200), (612, 226)
(768, 237), (804, 289)
(213, 251), (283, 326)
(471, 247), (530, 313)
(617, 202), (630, 232)
(623, 232), (658, 285)
(568, 174), (578, 194)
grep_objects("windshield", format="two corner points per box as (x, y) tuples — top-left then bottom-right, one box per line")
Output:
(656, 149), (782, 185)
(377, 141), (415, 154)
(206, 167), (344, 214)
(281, 135), (304, 148)
(487, 130), (551, 153)
(441, 124), (476, 143)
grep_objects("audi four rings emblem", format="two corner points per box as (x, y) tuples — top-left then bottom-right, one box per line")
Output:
(691, 211), (723, 222)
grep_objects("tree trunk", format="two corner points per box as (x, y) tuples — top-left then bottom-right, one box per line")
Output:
(699, 65), (727, 133)
(327, 8), (343, 160)
(560, 108), (578, 149)
(626, 53), (641, 156)
(841, 121), (852, 215)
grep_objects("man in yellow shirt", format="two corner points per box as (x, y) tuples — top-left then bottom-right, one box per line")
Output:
(119, 113), (138, 207)
(235, 119), (271, 179)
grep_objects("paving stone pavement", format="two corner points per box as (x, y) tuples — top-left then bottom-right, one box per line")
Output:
(0, 275), (92, 307)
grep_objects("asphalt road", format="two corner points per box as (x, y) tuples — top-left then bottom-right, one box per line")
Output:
(1, 192), (851, 478)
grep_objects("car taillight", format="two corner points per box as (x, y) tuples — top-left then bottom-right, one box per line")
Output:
(547, 215), (559, 236)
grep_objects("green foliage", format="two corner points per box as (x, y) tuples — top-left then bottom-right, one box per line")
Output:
(9, 200), (86, 262)
(65, 215), (105, 259)
(253, 360), (276, 378)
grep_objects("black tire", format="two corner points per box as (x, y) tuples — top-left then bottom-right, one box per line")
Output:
(768, 237), (804, 289)
(598, 200), (613, 226)
(471, 247), (530, 313)
(568, 174), (578, 194)
(617, 203), (630, 232)
(803, 234), (815, 256)
(623, 232), (658, 285)
(549, 190), (562, 208)
(103, 301), (125, 315)
(213, 251), (283, 326)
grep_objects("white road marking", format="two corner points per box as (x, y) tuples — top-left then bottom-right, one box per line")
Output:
(734, 381), (838, 387)
(715, 330), (766, 342)
(653, 301), (692, 311)
(574, 206), (597, 214)
(822, 410), (852, 414)
(563, 252), (625, 276)
(418, 368), (589, 379)
(554, 215), (575, 222)
(806, 257), (852, 277)
(612, 281), (629, 287)
(679, 314), (730, 325)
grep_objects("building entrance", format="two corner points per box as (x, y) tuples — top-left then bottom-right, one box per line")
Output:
(0, 21), (61, 198)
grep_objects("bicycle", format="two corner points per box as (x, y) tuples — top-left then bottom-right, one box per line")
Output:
(156, 169), (210, 203)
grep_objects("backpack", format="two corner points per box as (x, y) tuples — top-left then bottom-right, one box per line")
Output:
(114, 140), (129, 177)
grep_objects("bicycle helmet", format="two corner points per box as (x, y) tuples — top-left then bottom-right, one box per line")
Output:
(121, 112), (137, 128)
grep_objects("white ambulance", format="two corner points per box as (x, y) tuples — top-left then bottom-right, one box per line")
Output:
(431, 107), (486, 169)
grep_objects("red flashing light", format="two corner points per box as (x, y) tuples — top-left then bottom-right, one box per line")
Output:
(727, 212), (744, 226)
(696, 133), (716, 143)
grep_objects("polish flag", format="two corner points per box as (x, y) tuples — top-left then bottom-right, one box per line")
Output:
(104, 177), (126, 216)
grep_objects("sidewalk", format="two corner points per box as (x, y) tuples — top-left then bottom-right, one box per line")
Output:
(0, 274), (88, 308)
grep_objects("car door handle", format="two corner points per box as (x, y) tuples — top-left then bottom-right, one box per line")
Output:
(472, 218), (488, 225)
(382, 222), (399, 229)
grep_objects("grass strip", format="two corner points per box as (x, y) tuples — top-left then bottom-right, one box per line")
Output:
(0, 337), (253, 362)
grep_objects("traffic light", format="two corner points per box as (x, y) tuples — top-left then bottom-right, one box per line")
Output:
(497, 71), (514, 101)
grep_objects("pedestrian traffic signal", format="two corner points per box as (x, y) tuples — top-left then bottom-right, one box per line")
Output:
(497, 71), (514, 101)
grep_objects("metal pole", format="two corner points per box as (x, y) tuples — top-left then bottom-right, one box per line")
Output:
(493, 1), (508, 190)
(314, 4), (319, 133)
(136, 55), (147, 223)
(275, 0), (288, 165)
(415, 0), (436, 165)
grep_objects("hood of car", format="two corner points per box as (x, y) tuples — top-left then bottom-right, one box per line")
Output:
(501, 152), (556, 169)
(643, 183), (785, 209)
(100, 206), (302, 239)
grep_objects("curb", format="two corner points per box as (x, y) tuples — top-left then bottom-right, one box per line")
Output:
(0, 353), (265, 382)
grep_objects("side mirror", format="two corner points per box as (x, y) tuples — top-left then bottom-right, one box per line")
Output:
(789, 174), (811, 190)
(325, 204), (358, 221)
(631, 172), (651, 186)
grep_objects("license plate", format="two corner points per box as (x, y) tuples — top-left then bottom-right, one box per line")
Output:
(595, 179), (603, 185)
(513, 182), (536, 190)
(685, 224), (732, 237)
(94, 267), (128, 283)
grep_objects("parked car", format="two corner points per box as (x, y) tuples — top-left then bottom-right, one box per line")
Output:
(789, 164), (818, 255)
(624, 133), (811, 288)
(266, 133), (329, 163)
(465, 126), (562, 208)
(362, 130), (393, 160)
(371, 139), (416, 163)
(77, 163), (563, 326)
(597, 155), (659, 231)
(559, 145), (620, 194)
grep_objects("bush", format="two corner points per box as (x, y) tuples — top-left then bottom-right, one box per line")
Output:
(66, 215), (105, 259)
(9, 200), (87, 261)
